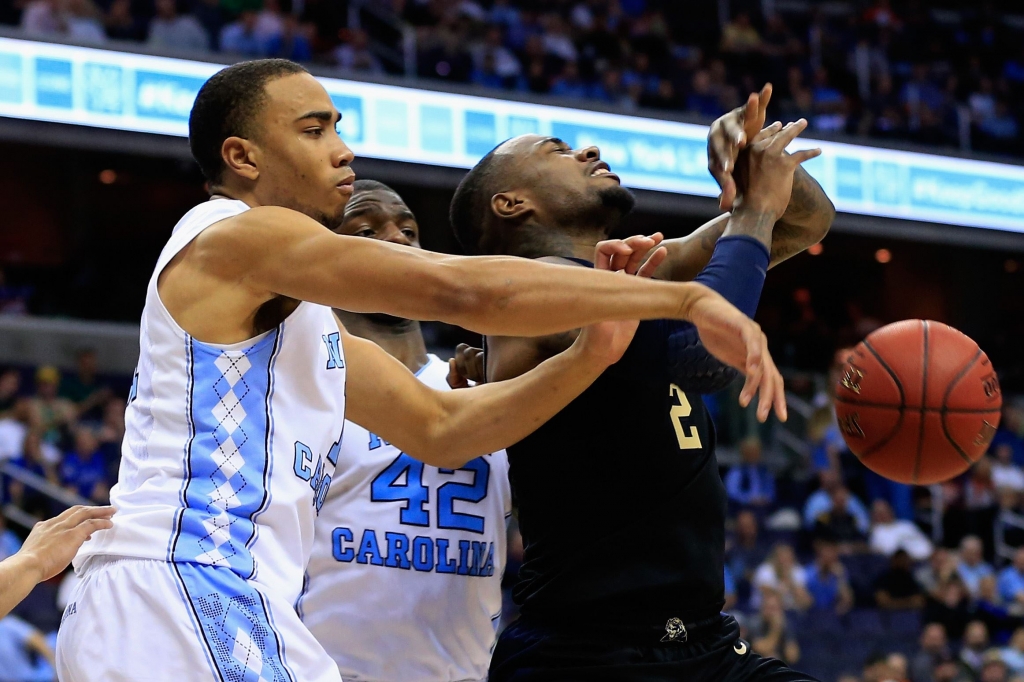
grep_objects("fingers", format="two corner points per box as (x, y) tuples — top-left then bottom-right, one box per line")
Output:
(636, 246), (668, 279)
(595, 235), (663, 273)
(594, 239), (632, 271)
(745, 84), (772, 142)
(622, 233), (662, 274)
(55, 505), (115, 530)
(757, 83), (773, 121)
(737, 323), (763, 408)
(718, 179), (737, 212)
(446, 358), (468, 390)
(768, 118), (809, 152)
(752, 121), (783, 144)
(791, 148), (822, 164)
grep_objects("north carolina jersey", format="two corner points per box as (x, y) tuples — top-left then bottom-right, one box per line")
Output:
(301, 355), (511, 682)
(75, 198), (348, 606)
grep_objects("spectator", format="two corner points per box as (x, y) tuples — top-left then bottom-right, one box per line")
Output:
(875, 549), (926, 611)
(958, 535), (995, 599)
(0, 370), (19, 419)
(724, 564), (737, 612)
(724, 437), (776, 513)
(752, 543), (812, 611)
(417, 23), (474, 83)
(726, 509), (771, 601)
(863, 652), (898, 682)
(804, 538), (854, 613)
(0, 269), (31, 316)
(147, 0), (211, 52)
(888, 653), (910, 682)
(550, 61), (588, 99)
(960, 620), (991, 677)
(0, 615), (56, 680)
(334, 29), (384, 75)
(812, 486), (869, 550)
(933, 652), (970, 682)
(8, 432), (61, 518)
(748, 590), (801, 665)
(918, 548), (958, 599)
(686, 69), (724, 118)
(1000, 627), (1024, 676)
(980, 652), (1010, 682)
(60, 428), (109, 504)
(975, 574), (1021, 644)
(20, 0), (62, 37)
(26, 366), (76, 449)
(924, 576), (973, 641)
(470, 25), (521, 85)
(254, 0), (285, 44)
(104, 0), (145, 42)
(720, 11), (761, 55)
(911, 623), (950, 682)
(804, 469), (870, 530)
(992, 444), (1024, 493)
(219, 10), (266, 57)
(998, 548), (1024, 609)
(540, 13), (576, 63)
(60, 349), (112, 424)
(265, 13), (312, 62)
(870, 499), (933, 561)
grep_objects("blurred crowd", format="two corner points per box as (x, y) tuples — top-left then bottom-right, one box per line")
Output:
(2, 0), (1024, 157)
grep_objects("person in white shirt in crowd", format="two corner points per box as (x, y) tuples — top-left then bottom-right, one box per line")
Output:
(991, 443), (1024, 493)
(147, 0), (210, 52)
(752, 543), (812, 611)
(957, 535), (995, 599)
(869, 499), (933, 561)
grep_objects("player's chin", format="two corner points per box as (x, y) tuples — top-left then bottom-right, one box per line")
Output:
(597, 184), (636, 215)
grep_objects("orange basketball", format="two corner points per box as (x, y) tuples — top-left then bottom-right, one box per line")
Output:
(834, 320), (1002, 485)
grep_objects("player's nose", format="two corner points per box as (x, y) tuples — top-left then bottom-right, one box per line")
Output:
(575, 146), (600, 163)
(332, 139), (355, 168)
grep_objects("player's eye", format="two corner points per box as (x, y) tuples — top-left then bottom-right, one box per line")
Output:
(305, 127), (323, 137)
(402, 229), (416, 239)
(355, 228), (375, 238)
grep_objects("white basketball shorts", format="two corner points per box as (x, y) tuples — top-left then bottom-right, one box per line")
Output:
(56, 557), (341, 682)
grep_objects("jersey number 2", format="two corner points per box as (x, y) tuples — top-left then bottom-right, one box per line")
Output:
(370, 454), (490, 534)
(669, 384), (703, 450)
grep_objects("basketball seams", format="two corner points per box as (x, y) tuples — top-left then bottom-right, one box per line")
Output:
(834, 396), (996, 414)
(939, 346), (984, 466)
(912, 321), (929, 485)
(855, 339), (907, 463)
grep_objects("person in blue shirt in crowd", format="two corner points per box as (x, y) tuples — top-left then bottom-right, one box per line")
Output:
(803, 469), (870, 532)
(998, 547), (1024, 608)
(0, 515), (21, 562)
(804, 538), (853, 614)
(957, 535), (995, 599)
(0, 615), (55, 682)
(60, 429), (109, 504)
(724, 436), (775, 515)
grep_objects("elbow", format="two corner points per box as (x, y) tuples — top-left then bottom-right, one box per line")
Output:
(813, 198), (837, 244)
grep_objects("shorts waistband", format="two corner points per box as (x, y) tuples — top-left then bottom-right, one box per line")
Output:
(521, 611), (727, 644)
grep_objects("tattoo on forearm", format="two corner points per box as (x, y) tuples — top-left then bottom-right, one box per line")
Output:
(727, 210), (775, 248)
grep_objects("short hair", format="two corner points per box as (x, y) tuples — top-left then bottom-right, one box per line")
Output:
(352, 179), (399, 196)
(450, 143), (513, 254)
(189, 59), (308, 186)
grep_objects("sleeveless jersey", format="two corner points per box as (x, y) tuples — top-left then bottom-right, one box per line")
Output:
(75, 199), (348, 606)
(301, 355), (511, 682)
(504, 322), (725, 628)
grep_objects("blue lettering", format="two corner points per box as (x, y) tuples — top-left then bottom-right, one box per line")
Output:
(482, 542), (495, 576)
(436, 539), (457, 574)
(437, 458), (490, 534)
(368, 433), (382, 450)
(315, 474), (332, 513)
(332, 527), (354, 562)
(457, 540), (472, 576)
(385, 532), (411, 569)
(369, 454), (429, 526)
(322, 332), (344, 370)
(309, 456), (325, 491)
(356, 529), (384, 565)
(293, 442), (313, 480)
(471, 541), (487, 577)
(411, 536), (434, 572)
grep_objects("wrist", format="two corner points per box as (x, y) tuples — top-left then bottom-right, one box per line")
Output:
(731, 201), (782, 227)
(8, 550), (45, 585)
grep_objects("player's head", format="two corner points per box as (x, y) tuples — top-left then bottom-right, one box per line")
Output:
(450, 134), (635, 255)
(189, 59), (355, 230)
(333, 179), (419, 326)
(334, 179), (420, 249)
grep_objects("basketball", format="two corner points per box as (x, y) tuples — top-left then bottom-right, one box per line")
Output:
(834, 320), (1002, 485)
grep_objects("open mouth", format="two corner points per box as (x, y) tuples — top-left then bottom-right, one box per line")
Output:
(589, 161), (619, 180)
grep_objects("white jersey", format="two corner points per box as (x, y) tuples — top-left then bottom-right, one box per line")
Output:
(301, 355), (511, 682)
(76, 199), (348, 607)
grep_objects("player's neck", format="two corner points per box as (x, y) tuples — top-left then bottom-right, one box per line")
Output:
(334, 310), (430, 375)
(505, 224), (607, 263)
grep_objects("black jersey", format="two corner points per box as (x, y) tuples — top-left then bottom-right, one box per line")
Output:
(506, 319), (726, 628)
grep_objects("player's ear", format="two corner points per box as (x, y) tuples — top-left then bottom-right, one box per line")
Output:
(221, 136), (260, 182)
(490, 191), (533, 221)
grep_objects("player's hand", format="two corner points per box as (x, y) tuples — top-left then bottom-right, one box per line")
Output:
(447, 343), (485, 388)
(734, 118), (821, 222)
(594, 233), (668, 276)
(18, 505), (115, 582)
(708, 83), (772, 211)
(685, 285), (786, 422)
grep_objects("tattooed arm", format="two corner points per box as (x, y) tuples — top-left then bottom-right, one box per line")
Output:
(655, 161), (834, 282)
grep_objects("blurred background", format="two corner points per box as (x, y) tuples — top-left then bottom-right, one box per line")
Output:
(1, 0), (1024, 681)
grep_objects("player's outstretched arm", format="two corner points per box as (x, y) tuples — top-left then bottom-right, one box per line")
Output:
(202, 206), (732, 338)
(0, 505), (115, 618)
(343, 317), (637, 468)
